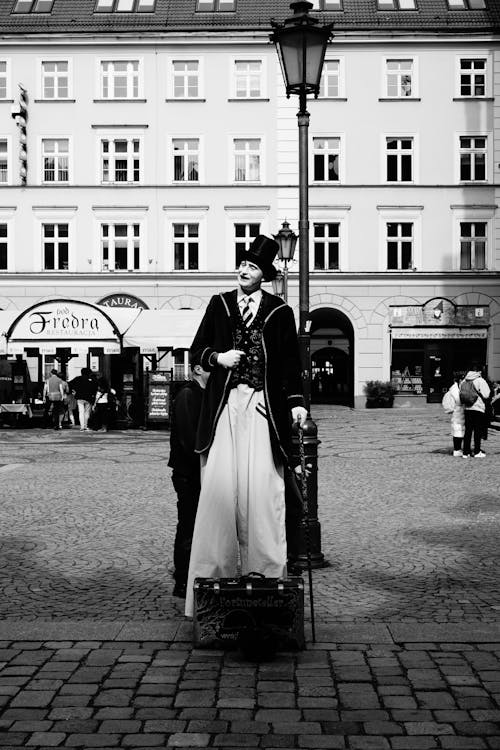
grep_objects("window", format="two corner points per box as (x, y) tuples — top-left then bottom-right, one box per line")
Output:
(448, 0), (486, 8)
(459, 58), (486, 96)
(313, 223), (340, 270)
(0, 62), (8, 99)
(196, 0), (235, 10)
(41, 61), (69, 99)
(234, 139), (260, 182)
(43, 223), (69, 271)
(95, 0), (156, 10)
(173, 139), (199, 182)
(459, 136), (486, 181)
(0, 140), (8, 184)
(378, 0), (417, 8)
(386, 137), (413, 182)
(100, 60), (140, 99)
(310, 0), (343, 9)
(234, 60), (262, 98)
(42, 139), (69, 183)
(173, 60), (199, 98)
(173, 223), (199, 270)
(13, 0), (54, 12)
(234, 222), (259, 267)
(313, 137), (340, 182)
(319, 60), (341, 98)
(0, 224), (7, 270)
(386, 222), (413, 270)
(460, 222), (486, 269)
(385, 59), (413, 97)
(101, 223), (140, 271)
(101, 138), (140, 184)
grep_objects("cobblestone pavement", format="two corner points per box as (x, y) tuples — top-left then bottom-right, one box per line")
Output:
(1, 407), (500, 749)
(0, 406), (499, 624)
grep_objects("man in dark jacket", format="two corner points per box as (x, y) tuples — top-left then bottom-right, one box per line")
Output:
(184, 234), (307, 616)
(168, 354), (210, 598)
(68, 368), (97, 431)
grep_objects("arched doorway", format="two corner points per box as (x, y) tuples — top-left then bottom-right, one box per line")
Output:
(310, 307), (354, 406)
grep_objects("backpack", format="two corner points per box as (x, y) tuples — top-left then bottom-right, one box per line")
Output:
(459, 379), (479, 407)
(441, 389), (456, 414)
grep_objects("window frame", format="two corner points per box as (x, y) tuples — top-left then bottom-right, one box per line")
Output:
(230, 56), (267, 99)
(41, 222), (70, 271)
(377, 0), (418, 8)
(310, 0), (344, 8)
(0, 208), (15, 272)
(318, 57), (345, 99)
(457, 133), (488, 183)
(455, 53), (490, 98)
(169, 135), (203, 184)
(223, 207), (270, 272)
(97, 57), (143, 100)
(310, 207), (349, 272)
(163, 207), (208, 272)
(377, 207), (422, 272)
(0, 136), (12, 186)
(33, 206), (77, 273)
(94, 0), (157, 11)
(382, 133), (417, 184)
(100, 222), (142, 272)
(39, 136), (72, 186)
(311, 133), (344, 184)
(168, 56), (204, 100)
(230, 136), (264, 184)
(39, 57), (73, 100)
(452, 207), (493, 271)
(447, 0), (486, 9)
(0, 59), (11, 100)
(97, 131), (143, 185)
(195, 0), (236, 10)
(382, 56), (418, 99)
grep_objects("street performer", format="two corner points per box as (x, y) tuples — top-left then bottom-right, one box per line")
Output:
(185, 234), (307, 617)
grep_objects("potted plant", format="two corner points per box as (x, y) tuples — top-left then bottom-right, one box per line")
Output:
(363, 380), (397, 408)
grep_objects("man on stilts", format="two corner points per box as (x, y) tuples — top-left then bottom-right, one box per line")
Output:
(185, 234), (307, 618)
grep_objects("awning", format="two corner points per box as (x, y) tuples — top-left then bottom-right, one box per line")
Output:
(122, 309), (204, 353)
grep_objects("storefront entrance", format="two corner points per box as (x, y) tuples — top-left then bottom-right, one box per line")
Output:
(310, 308), (354, 406)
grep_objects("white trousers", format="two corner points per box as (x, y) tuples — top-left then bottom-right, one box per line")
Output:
(185, 385), (286, 617)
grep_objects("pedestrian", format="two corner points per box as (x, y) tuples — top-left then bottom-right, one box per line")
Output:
(168, 353), (210, 598)
(460, 361), (491, 458)
(441, 372), (465, 456)
(68, 367), (97, 431)
(92, 377), (116, 433)
(60, 375), (76, 428)
(42, 369), (65, 430)
(184, 234), (307, 617)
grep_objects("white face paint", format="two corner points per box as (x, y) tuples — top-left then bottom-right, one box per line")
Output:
(237, 260), (264, 294)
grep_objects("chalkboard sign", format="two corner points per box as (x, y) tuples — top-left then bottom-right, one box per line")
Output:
(146, 371), (171, 422)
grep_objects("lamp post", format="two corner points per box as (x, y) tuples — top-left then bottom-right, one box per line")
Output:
(273, 219), (298, 304)
(271, 1), (332, 569)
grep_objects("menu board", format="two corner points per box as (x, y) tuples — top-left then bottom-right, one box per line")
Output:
(146, 372), (170, 421)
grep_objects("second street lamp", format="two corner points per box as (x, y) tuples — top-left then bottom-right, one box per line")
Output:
(271, 1), (332, 569)
(273, 219), (298, 303)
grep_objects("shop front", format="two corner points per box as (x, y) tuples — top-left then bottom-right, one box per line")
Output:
(390, 298), (489, 403)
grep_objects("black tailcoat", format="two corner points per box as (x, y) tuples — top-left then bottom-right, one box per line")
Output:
(190, 289), (305, 466)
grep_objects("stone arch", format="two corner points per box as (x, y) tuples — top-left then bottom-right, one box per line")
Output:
(308, 293), (369, 339)
(369, 295), (421, 325)
(161, 295), (206, 310)
(452, 291), (500, 319)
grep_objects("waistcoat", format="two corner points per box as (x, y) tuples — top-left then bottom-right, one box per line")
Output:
(230, 300), (265, 391)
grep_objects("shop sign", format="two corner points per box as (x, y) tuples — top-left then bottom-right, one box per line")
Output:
(146, 371), (170, 422)
(392, 327), (488, 340)
(98, 293), (149, 310)
(8, 300), (118, 342)
(390, 299), (490, 327)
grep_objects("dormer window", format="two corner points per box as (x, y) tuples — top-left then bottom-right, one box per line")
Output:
(447, 0), (486, 7)
(377, 0), (417, 8)
(310, 0), (343, 8)
(196, 0), (236, 10)
(95, 0), (156, 11)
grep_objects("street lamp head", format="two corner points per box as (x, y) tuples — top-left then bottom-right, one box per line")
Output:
(274, 219), (298, 262)
(271, 270), (285, 298)
(270, 1), (333, 100)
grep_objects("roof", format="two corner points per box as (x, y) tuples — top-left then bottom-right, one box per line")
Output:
(1, 0), (499, 36)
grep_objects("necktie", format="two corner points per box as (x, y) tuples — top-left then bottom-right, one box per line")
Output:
(241, 296), (253, 327)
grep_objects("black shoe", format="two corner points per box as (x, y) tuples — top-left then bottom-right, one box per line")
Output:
(172, 583), (187, 599)
(287, 562), (303, 576)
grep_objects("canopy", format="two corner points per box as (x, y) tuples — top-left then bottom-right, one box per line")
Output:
(122, 308), (204, 353)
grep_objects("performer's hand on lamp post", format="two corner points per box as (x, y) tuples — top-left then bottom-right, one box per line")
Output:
(216, 350), (245, 369)
(291, 406), (308, 425)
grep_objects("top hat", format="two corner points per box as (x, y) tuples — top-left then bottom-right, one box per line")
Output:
(242, 234), (279, 281)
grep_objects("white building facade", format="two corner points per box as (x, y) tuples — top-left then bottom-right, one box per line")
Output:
(0, 0), (499, 408)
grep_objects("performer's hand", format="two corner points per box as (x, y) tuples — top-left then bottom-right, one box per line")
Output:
(217, 349), (245, 369)
(291, 406), (308, 425)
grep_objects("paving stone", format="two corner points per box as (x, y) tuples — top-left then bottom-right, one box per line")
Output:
(167, 734), (211, 748)
(26, 732), (66, 746)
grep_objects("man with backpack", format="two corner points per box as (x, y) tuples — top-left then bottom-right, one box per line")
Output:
(459, 362), (490, 458)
